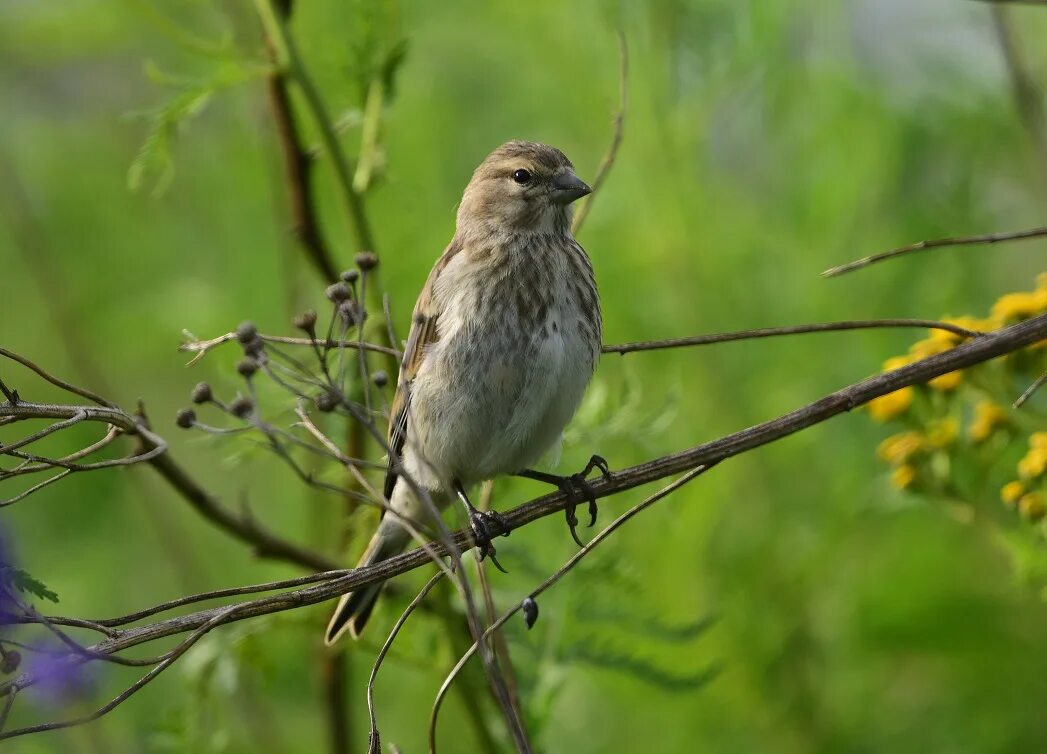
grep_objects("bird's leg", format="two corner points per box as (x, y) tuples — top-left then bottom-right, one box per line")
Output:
(516, 454), (611, 547)
(452, 479), (509, 573)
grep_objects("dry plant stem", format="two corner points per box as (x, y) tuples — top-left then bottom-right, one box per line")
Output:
(180, 332), (397, 366)
(0, 347), (112, 408)
(264, 0), (339, 282)
(603, 319), (984, 354)
(146, 444), (338, 572)
(1014, 370), (1047, 408)
(253, 0), (376, 254)
(427, 464), (712, 754)
(6, 312), (1043, 712)
(572, 28), (627, 236)
(475, 481), (522, 712)
(0, 604), (244, 741)
(367, 570), (448, 753)
(991, 5), (1047, 176)
(821, 226), (1047, 278)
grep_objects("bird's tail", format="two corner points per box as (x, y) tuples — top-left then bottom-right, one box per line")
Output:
(324, 520), (410, 645)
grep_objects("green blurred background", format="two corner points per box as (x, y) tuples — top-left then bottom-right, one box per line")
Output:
(2, 1), (1047, 752)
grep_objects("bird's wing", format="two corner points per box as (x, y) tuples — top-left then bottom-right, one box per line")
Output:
(383, 239), (462, 502)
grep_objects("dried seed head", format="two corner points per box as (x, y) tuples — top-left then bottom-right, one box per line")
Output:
(242, 335), (265, 357)
(337, 299), (365, 328)
(315, 391), (338, 413)
(1, 649), (22, 675)
(522, 597), (539, 630)
(293, 310), (318, 332)
(237, 357), (259, 378)
(340, 269), (360, 284)
(372, 370), (389, 388)
(354, 251), (378, 271)
(236, 321), (258, 345)
(175, 408), (197, 429)
(325, 282), (350, 303)
(229, 396), (254, 418)
(190, 382), (212, 404)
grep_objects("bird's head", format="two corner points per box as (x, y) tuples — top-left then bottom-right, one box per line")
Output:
(456, 141), (591, 236)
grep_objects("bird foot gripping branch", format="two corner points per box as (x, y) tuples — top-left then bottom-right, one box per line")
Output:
(453, 480), (511, 572)
(517, 454), (612, 547)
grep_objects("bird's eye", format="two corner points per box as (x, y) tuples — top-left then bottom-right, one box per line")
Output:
(512, 169), (532, 184)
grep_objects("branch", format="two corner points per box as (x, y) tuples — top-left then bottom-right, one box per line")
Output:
(602, 318), (984, 355)
(253, 0), (376, 254)
(5, 312), (1042, 719)
(572, 29), (627, 236)
(179, 331), (398, 367)
(821, 225), (1047, 278)
(0, 398), (336, 572)
(0, 347), (113, 408)
(428, 464), (711, 753)
(1014, 370), (1047, 408)
(264, 10), (340, 282)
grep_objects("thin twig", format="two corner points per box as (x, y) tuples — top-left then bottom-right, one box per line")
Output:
(367, 570), (447, 753)
(602, 319), (984, 355)
(179, 331), (398, 367)
(821, 226), (1047, 278)
(428, 464), (712, 754)
(990, 4), (1047, 177)
(0, 604), (245, 742)
(1014, 370), (1047, 408)
(573, 28), (628, 236)
(0, 348), (113, 408)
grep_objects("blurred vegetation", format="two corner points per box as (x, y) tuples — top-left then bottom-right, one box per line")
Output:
(2, 1), (1047, 753)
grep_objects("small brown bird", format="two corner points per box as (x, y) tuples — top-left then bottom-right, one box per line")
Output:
(325, 141), (606, 644)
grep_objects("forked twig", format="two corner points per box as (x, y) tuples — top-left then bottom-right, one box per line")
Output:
(821, 225), (1047, 278)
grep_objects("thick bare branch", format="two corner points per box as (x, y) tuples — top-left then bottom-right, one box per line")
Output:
(4, 311), (1041, 713)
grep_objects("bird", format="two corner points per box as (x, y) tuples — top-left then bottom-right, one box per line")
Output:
(325, 141), (607, 644)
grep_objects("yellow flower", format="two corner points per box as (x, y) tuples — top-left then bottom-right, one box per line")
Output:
(867, 387), (914, 422)
(1018, 445), (1047, 480)
(891, 464), (916, 490)
(992, 290), (1047, 321)
(969, 401), (1006, 442)
(928, 370), (962, 391)
(926, 418), (958, 448)
(909, 337), (952, 360)
(882, 356), (910, 372)
(1032, 432), (1047, 450)
(1018, 492), (1046, 522)
(877, 431), (925, 465)
(927, 316), (990, 345)
(1001, 481), (1025, 507)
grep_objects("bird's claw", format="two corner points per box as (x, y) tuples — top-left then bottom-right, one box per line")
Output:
(562, 459), (609, 545)
(468, 509), (510, 573)
(515, 455), (611, 548)
(582, 454), (612, 480)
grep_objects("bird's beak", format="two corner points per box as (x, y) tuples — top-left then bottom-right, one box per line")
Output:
(551, 171), (592, 205)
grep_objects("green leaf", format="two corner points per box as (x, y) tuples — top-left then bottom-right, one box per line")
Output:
(4, 567), (59, 603)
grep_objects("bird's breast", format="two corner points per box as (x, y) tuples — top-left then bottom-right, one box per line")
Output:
(408, 236), (600, 482)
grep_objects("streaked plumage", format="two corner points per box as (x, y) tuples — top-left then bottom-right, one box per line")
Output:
(326, 141), (600, 643)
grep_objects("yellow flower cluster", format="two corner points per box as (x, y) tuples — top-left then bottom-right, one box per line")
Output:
(869, 277), (1045, 533)
(867, 278), (1047, 425)
(1018, 433), (1047, 480)
(1001, 435), (1047, 522)
(968, 401), (1006, 443)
